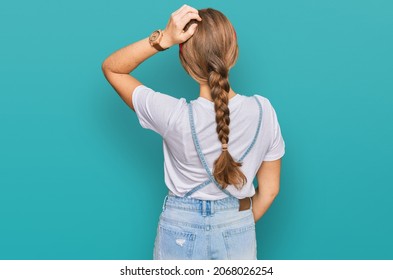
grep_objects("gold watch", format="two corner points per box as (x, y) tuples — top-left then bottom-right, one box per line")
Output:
(148, 29), (169, 51)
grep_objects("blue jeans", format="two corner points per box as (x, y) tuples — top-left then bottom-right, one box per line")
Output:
(153, 194), (257, 260)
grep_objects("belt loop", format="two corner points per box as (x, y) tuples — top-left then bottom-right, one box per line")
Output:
(162, 195), (169, 211)
(201, 200), (207, 217)
(249, 196), (253, 210)
(206, 200), (211, 216)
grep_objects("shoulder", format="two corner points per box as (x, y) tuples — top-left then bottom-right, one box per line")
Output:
(133, 84), (182, 101)
(251, 94), (284, 126)
(252, 94), (273, 107)
(132, 84), (188, 136)
(133, 84), (188, 108)
(249, 94), (277, 115)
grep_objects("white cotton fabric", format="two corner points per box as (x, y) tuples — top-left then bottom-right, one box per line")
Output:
(132, 84), (285, 200)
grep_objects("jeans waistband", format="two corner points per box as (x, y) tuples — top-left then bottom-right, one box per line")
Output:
(162, 192), (251, 217)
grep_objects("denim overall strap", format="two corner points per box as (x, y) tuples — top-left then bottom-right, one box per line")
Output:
(239, 95), (263, 162)
(186, 102), (235, 198)
(184, 95), (263, 198)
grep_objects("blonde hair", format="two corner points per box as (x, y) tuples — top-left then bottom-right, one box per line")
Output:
(179, 8), (247, 189)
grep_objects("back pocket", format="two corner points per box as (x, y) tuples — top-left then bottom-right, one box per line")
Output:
(223, 223), (256, 259)
(156, 225), (196, 260)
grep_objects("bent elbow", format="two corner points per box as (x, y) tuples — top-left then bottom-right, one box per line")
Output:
(101, 58), (114, 74)
(101, 60), (109, 73)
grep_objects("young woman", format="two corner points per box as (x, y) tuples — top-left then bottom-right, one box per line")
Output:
(102, 4), (285, 260)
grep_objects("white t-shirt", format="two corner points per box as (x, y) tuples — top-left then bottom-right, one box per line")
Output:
(132, 84), (285, 200)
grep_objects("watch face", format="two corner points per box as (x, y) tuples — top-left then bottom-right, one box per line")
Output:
(150, 30), (160, 42)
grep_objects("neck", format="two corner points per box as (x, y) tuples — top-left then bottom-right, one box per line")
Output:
(199, 83), (237, 102)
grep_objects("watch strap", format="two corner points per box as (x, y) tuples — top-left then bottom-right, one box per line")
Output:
(152, 43), (168, 51)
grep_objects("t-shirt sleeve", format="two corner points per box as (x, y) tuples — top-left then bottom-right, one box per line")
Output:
(264, 99), (286, 161)
(132, 84), (185, 137)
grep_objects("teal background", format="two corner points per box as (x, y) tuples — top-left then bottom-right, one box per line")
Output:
(1, 0), (392, 260)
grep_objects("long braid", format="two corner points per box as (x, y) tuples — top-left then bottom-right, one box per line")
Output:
(208, 57), (247, 189)
(178, 8), (245, 189)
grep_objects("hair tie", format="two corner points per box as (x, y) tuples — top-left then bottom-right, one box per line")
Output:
(179, 43), (183, 53)
(222, 143), (228, 151)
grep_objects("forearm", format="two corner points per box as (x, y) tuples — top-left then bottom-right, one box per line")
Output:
(102, 5), (201, 75)
(102, 35), (172, 74)
(251, 187), (278, 223)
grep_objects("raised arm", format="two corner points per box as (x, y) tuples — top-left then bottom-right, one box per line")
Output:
(101, 4), (201, 111)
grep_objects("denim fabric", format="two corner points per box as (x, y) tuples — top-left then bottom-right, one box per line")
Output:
(153, 194), (257, 260)
(152, 98), (261, 260)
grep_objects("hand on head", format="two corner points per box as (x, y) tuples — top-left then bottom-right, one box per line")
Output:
(162, 5), (202, 48)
